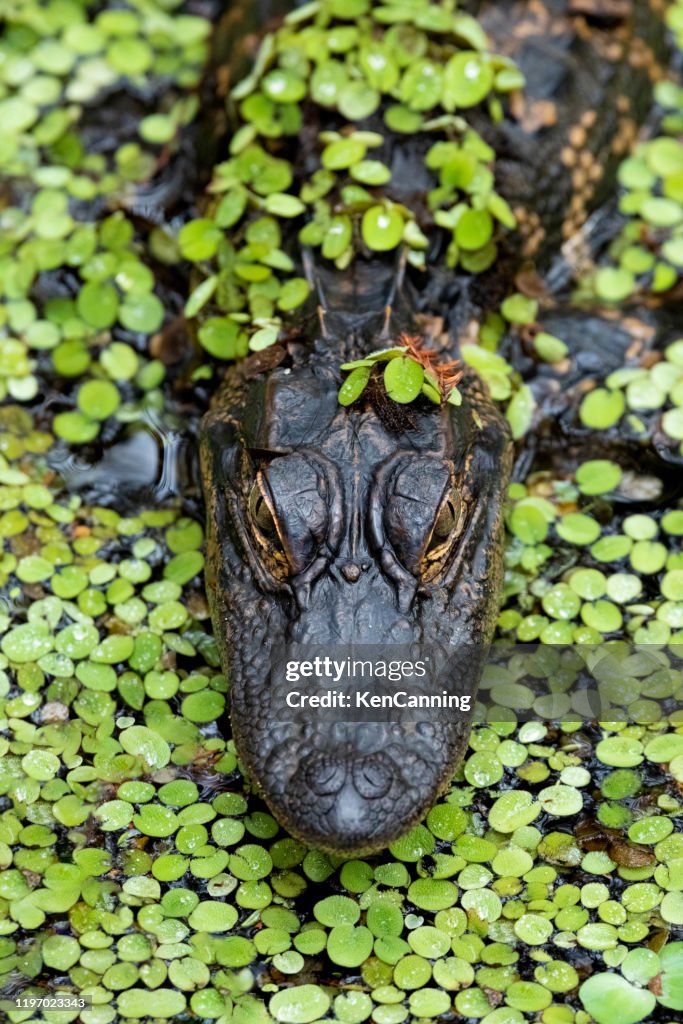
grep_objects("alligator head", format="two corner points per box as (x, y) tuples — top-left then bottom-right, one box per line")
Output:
(200, 309), (512, 854)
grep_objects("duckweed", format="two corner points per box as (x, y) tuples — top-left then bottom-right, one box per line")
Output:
(338, 341), (463, 408)
(0, 0), (208, 439)
(181, 0), (523, 360)
(577, 338), (683, 457)
(2, 2), (683, 1023)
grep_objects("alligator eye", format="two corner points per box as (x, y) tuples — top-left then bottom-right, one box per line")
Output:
(422, 490), (465, 579)
(249, 485), (278, 538)
(432, 494), (459, 539)
(247, 477), (289, 578)
(244, 453), (341, 584)
(378, 457), (464, 582)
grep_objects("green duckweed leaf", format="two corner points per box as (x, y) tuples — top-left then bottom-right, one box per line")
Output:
(270, 985), (331, 1023)
(501, 293), (538, 325)
(322, 137), (367, 170)
(576, 460), (623, 495)
(443, 51), (494, 109)
(119, 726), (171, 769)
(580, 388), (625, 429)
(327, 924), (373, 967)
(595, 267), (635, 302)
(338, 81), (381, 120)
(362, 205), (405, 251)
(117, 989), (187, 1019)
(77, 380), (120, 420)
(506, 384), (535, 439)
(339, 366), (371, 406)
(178, 219), (223, 261)
(77, 281), (119, 329)
(249, 324), (280, 351)
(579, 974), (656, 1024)
(383, 356), (424, 403)
(198, 317), (246, 359)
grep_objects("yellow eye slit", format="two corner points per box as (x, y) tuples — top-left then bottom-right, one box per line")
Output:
(422, 491), (466, 573)
(249, 485), (278, 536)
(432, 497), (459, 539)
(247, 477), (290, 577)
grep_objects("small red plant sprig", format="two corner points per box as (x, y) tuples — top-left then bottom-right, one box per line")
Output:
(338, 333), (464, 407)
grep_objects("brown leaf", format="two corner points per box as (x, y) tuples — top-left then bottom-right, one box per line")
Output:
(607, 838), (655, 868)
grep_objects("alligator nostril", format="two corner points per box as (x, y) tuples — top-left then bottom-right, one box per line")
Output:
(304, 756), (346, 796)
(341, 562), (362, 582)
(353, 754), (393, 799)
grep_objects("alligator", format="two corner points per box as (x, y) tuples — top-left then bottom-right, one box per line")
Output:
(200, 0), (669, 854)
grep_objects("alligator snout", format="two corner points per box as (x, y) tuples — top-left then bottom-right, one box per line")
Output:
(290, 749), (412, 854)
(283, 737), (463, 855)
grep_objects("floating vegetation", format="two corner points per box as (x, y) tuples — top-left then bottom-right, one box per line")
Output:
(338, 334), (463, 407)
(578, 338), (683, 456)
(581, 0), (683, 304)
(334, 293), (538, 435)
(501, 466), (683, 646)
(1, 409), (683, 1020)
(1, 1), (683, 1023)
(0, 0), (210, 437)
(181, 0), (522, 354)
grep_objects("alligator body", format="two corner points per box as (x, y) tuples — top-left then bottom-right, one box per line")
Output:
(200, 0), (667, 853)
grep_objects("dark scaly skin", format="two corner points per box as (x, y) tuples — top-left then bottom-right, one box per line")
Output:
(200, 0), (667, 854)
(202, 325), (511, 854)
